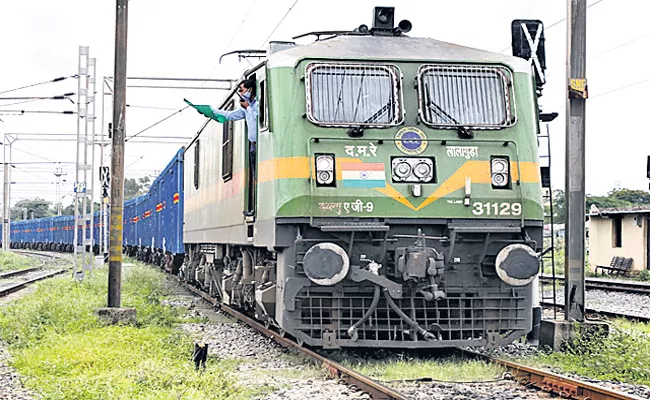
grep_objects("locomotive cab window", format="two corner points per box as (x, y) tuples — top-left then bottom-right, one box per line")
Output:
(418, 64), (515, 129)
(221, 101), (235, 181)
(193, 139), (200, 189)
(259, 79), (269, 131)
(305, 63), (403, 127)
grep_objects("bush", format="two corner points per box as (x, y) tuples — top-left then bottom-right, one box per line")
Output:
(537, 324), (650, 386)
(0, 264), (255, 399)
(0, 251), (38, 272)
(638, 270), (650, 282)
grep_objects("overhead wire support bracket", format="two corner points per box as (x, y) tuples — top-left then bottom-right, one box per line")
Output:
(219, 49), (267, 64)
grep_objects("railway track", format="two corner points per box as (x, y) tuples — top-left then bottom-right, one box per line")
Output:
(0, 266), (40, 279)
(179, 277), (646, 400)
(0, 251), (69, 297)
(540, 275), (650, 295)
(463, 349), (647, 400)
(540, 301), (650, 323)
(6, 252), (644, 400)
(181, 282), (408, 400)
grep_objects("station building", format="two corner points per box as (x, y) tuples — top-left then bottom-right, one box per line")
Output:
(588, 206), (650, 273)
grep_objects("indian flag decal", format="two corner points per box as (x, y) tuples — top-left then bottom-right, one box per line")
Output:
(340, 163), (386, 188)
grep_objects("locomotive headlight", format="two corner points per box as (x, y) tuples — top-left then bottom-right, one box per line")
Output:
(492, 173), (508, 187)
(391, 157), (435, 183)
(317, 170), (333, 184)
(413, 162), (432, 179)
(491, 157), (510, 188)
(394, 162), (411, 178)
(316, 155), (333, 171)
(315, 154), (335, 186)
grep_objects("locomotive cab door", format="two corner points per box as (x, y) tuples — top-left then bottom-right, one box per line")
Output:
(244, 69), (268, 235)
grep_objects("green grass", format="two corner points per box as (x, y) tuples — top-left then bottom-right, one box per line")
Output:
(347, 355), (505, 383)
(0, 264), (264, 399)
(0, 251), (38, 272)
(530, 323), (650, 386)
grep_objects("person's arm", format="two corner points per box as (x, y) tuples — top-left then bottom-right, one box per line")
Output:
(211, 107), (246, 121)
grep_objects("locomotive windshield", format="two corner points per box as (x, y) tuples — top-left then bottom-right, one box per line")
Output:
(305, 63), (402, 127)
(418, 64), (515, 129)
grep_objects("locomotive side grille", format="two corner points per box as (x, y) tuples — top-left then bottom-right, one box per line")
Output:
(295, 288), (526, 343)
(418, 64), (515, 129)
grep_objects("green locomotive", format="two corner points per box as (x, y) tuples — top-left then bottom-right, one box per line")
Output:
(182, 7), (545, 348)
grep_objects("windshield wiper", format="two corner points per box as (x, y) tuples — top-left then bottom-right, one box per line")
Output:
(424, 83), (473, 139)
(364, 101), (393, 124)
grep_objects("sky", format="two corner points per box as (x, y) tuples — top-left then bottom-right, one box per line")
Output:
(0, 0), (648, 208)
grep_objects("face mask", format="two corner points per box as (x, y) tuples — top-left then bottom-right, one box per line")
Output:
(242, 91), (251, 101)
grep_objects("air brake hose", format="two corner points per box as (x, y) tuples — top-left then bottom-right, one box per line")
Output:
(347, 284), (381, 341)
(383, 290), (436, 341)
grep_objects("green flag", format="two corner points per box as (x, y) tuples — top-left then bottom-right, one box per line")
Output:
(184, 99), (227, 123)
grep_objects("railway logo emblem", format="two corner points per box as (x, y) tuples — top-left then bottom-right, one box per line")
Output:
(394, 127), (427, 155)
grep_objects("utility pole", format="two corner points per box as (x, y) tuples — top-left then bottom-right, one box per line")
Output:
(2, 135), (15, 253)
(2, 163), (8, 251)
(54, 167), (67, 216)
(565, 0), (588, 322)
(108, 0), (128, 308)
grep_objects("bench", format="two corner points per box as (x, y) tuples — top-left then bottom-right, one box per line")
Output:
(595, 256), (633, 276)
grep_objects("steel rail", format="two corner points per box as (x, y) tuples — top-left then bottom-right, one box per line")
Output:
(181, 282), (407, 400)
(0, 266), (40, 279)
(0, 269), (68, 297)
(462, 349), (646, 400)
(540, 275), (650, 295)
(540, 301), (650, 322)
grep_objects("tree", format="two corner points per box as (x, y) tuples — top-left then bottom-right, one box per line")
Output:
(543, 189), (566, 223)
(138, 176), (151, 192)
(59, 200), (101, 216)
(124, 176), (151, 200)
(547, 187), (650, 222)
(11, 198), (54, 220)
(608, 188), (650, 205)
(124, 178), (141, 200)
(586, 195), (630, 210)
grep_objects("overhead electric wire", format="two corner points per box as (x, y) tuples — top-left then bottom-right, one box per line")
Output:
(3, 161), (74, 165)
(0, 93), (74, 101)
(125, 106), (189, 142)
(590, 32), (650, 59)
(0, 93), (75, 108)
(225, 0), (259, 53)
(0, 110), (75, 115)
(0, 75), (77, 96)
(259, 0), (301, 47)
(201, 0), (259, 85)
(12, 166), (54, 183)
(11, 146), (57, 163)
(545, 77), (650, 112)
(590, 77), (650, 100)
(126, 104), (176, 111)
(126, 155), (144, 169)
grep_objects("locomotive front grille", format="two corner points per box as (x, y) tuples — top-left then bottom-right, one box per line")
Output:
(294, 288), (527, 343)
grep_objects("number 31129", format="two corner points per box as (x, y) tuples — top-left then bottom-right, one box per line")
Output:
(471, 202), (522, 216)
